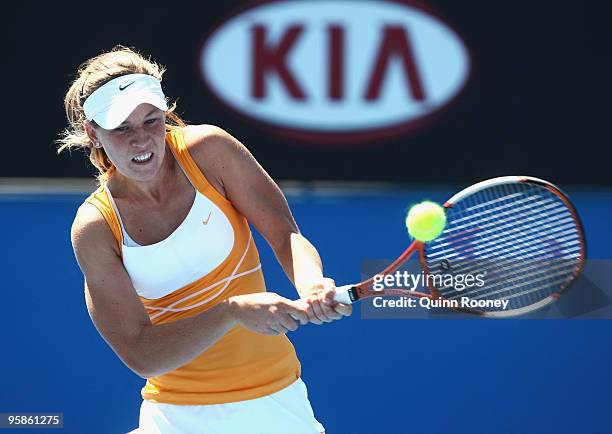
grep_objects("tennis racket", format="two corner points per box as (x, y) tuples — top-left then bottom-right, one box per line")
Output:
(333, 176), (586, 317)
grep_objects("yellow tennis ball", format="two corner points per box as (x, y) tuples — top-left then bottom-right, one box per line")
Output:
(405, 201), (446, 242)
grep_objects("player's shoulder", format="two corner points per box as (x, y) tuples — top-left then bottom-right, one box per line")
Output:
(181, 124), (244, 165)
(182, 124), (227, 142)
(71, 201), (117, 255)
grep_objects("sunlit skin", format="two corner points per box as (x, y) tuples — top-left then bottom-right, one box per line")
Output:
(84, 104), (170, 200)
(82, 102), (351, 329)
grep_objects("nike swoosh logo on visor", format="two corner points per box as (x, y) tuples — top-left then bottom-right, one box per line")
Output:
(119, 81), (135, 91)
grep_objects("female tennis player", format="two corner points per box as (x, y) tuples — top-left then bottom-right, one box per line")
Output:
(58, 46), (351, 434)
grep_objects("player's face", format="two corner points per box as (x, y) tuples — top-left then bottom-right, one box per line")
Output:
(93, 104), (167, 182)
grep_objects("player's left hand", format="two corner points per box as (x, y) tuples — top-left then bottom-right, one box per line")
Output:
(299, 278), (352, 325)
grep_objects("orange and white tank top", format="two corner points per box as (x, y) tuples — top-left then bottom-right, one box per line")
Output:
(83, 127), (300, 405)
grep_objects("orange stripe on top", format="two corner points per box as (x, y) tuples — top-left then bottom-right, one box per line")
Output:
(83, 127), (300, 405)
(85, 184), (124, 253)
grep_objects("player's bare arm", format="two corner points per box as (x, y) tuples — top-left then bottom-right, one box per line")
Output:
(183, 125), (352, 323)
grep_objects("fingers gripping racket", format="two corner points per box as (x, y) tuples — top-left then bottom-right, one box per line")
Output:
(333, 176), (586, 317)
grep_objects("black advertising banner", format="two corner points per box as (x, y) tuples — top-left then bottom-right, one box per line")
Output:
(4, 0), (611, 185)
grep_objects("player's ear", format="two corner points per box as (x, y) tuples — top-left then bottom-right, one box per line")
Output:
(84, 121), (101, 147)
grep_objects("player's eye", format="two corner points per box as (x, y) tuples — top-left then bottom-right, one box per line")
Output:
(145, 118), (159, 125)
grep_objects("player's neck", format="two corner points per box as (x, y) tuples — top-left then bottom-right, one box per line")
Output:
(107, 148), (180, 206)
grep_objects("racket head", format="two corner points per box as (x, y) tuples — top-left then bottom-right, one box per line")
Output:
(341, 176), (586, 318)
(421, 176), (586, 317)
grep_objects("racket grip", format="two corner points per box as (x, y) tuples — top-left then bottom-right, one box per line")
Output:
(333, 284), (356, 304)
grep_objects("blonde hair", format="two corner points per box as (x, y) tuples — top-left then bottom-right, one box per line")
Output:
(57, 45), (186, 185)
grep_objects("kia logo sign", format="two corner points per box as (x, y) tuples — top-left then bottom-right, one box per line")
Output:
(199, 0), (471, 145)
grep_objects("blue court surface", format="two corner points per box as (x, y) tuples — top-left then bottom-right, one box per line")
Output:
(1, 184), (611, 434)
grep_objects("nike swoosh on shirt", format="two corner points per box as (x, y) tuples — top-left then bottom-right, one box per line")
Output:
(202, 212), (212, 225)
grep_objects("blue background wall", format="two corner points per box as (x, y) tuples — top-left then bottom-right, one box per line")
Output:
(1, 186), (611, 433)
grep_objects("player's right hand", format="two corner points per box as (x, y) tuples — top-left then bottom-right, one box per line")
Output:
(228, 292), (309, 336)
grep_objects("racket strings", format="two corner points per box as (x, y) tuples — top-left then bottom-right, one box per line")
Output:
(427, 217), (578, 262)
(428, 200), (580, 275)
(428, 209), (574, 256)
(444, 259), (579, 300)
(429, 232), (580, 276)
(424, 182), (583, 313)
(433, 248), (580, 295)
(429, 198), (570, 253)
(427, 200), (575, 262)
(473, 182), (582, 311)
(434, 252), (578, 292)
(446, 194), (557, 227)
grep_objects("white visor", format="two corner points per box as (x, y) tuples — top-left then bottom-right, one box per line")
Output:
(83, 73), (168, 130)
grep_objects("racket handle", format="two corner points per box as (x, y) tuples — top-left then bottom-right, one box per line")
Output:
(334, 284), (357, 304)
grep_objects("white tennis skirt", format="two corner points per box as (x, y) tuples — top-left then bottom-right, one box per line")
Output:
(127, 378), (325, 434)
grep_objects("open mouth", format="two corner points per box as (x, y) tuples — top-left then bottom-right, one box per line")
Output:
(132, 152), (153, 164)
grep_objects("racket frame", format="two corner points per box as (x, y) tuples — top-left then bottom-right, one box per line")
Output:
(333, 176), (587, 317)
